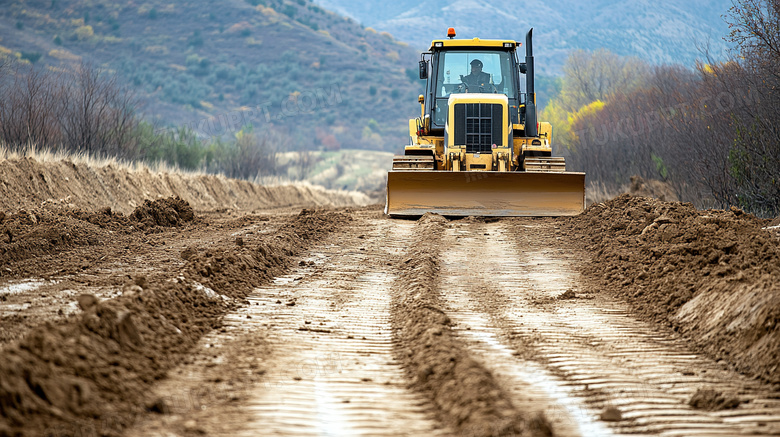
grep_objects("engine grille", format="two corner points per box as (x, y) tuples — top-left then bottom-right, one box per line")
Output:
(453, 103), (503, 153)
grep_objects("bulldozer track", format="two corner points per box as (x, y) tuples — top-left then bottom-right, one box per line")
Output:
(523, 157), (567, 172)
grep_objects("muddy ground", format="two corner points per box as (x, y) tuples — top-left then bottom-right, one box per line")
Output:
(2, 159), (780, 437)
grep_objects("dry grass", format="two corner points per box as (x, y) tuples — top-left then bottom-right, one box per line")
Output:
(0, 142), (201, 176)
(585, 181), (622, 206)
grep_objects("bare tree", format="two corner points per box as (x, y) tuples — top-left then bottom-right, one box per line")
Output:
(0, 61), (140, 158)
(58, 63), (139, 158)
(560, 49), (651, 112)
(727, 0), (780, 78)
(0, 61), (64, 149)
(211, 128), (279, 180)
(293, 150), (318, 181)
(558, 1), (780, 216)
(720, 0), (780, 214)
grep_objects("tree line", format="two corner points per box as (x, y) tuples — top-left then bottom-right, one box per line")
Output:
(0, 59), (287, 180)
(543, 0), (779, 217)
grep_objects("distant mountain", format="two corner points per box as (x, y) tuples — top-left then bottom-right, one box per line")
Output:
(314, 0), (734, 74)
(0, 0), (426, 151)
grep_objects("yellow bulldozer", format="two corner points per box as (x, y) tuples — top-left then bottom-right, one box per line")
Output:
(385, 28), (585, 217)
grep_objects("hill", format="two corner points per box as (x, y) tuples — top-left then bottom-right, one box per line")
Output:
(315, 0), (734, 74)
(0, 0), (425, 152)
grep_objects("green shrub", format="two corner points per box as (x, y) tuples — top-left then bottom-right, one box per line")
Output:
(243, 84), (258, 101)
(107, 17), (120, 31)
(135, 122), (206, 170)
(215, 66), (230, 80)
(20, 52), (42, 63)
(282, 5), (296, 17)
(188, 31), (204, 48)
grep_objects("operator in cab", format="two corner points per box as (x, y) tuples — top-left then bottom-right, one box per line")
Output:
(460, 59), (492, 92)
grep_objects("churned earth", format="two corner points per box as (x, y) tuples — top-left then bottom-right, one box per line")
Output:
(2, 158), (780, 437)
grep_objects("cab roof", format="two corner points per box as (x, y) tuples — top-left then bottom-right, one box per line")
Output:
(428, 38), (518, 50)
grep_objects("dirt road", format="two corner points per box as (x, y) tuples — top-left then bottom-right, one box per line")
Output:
(3, 195), (780, 436)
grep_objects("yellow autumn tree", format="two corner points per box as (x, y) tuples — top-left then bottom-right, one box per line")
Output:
(75, 25), (94, 41)
(542, 49), (649, 151)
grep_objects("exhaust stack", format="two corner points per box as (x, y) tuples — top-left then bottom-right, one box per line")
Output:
(525, 28), (538, 137)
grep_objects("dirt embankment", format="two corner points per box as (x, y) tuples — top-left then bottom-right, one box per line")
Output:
(0, 156), (368, 215)
(0, 201), (349, 437)
(391, 214), (551, 437)
(565, 194), (780, 384)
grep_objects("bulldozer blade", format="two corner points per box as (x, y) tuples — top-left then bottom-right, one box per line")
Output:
(385, 171), (585, 217)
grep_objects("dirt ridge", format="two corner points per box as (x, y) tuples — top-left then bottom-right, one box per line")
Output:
(0, 157), (368, 215)
(390, 214), (551, 437)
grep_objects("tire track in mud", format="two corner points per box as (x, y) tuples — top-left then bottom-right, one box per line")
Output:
(439, 221), (609, 437)
(127, 210), (445, 436)
(440, 218), (780, 437)
(234, 214), (444, 436)
(390, 215), (551, 437)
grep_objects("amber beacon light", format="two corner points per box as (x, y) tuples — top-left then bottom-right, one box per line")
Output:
(447, 27), (456, 38)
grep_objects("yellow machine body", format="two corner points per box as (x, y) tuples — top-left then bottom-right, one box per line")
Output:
(386, 30), (585, 217)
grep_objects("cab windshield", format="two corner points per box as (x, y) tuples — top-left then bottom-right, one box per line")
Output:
(435, 51), (516, 99)
(431, 50), (517, 126)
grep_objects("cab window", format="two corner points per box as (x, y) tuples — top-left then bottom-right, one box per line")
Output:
(436, 51), (515, 99)
(432, 50), (516, 126)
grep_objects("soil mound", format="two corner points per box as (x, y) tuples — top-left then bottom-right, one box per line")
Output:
(566, 194), (780, 383)
(0, 198), (196, 274)
(688, 388), (740, 411)
(66, 207), (130, 230)
(0, 208), (347, 437)
(0, 209), (107, 269)
(130, 197), (194, 228)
